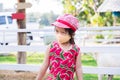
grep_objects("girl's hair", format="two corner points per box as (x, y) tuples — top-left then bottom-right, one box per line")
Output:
(65, 28), (75, 44)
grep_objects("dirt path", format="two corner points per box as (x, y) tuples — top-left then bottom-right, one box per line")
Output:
(0, 70), (37, 80)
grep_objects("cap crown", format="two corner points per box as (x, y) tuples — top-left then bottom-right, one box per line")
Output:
(56, 14), (79, 31)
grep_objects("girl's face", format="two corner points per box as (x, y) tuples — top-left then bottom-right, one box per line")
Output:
(55, 27), (71, 44)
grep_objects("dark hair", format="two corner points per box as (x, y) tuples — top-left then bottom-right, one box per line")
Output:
(65, 28), (75, 44)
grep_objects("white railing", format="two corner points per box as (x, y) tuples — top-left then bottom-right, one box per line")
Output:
(0, 27), (120, 75)
(0, 26), (120, 44)
(0, 64), (120, 75)
(78, 26), (120, 31)
(0, 45), (120, 53)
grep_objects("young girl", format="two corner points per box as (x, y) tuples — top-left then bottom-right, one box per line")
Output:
(36, 14), (83, 80)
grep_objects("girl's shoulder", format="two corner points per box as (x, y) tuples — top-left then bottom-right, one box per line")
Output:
(49, 41), (58, 48)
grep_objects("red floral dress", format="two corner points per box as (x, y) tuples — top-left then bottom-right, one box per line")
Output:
(46, 41), (80, 80)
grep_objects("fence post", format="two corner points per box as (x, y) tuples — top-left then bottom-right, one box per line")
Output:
(17, 0), (26, 64)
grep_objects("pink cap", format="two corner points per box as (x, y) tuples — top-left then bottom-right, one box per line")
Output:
(52, 14), (79, 31)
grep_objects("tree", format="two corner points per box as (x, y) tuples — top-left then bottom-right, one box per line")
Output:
(62, 0), (80, 16)
(61, 0), (113, 27)
(39, 12), (58, 26)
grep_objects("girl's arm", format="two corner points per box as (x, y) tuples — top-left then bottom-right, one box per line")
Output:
(36, 45), (50, 80)
(76, 53), (83, 80)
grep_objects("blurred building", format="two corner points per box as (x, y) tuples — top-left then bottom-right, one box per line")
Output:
(0, 3), (3, 12)
(0, 3), (15, 12)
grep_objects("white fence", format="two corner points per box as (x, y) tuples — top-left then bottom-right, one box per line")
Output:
(0, 64), (120, 75)
(0, 27), (120, 75)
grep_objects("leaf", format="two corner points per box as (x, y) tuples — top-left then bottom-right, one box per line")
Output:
(74, 46), (77, 52)
(60, 51), (64, 59)
(56, 74), (61, 80)
(50, 44), (53, 48)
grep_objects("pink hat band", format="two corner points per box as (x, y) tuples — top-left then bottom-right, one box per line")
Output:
(56, 19), (76, 31)
(52, 14), (79, 32)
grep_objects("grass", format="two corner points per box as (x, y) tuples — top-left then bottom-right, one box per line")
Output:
(0, 53), (96, 65)
(0, 54), (16, 64)
(0, 52), (120, 80)
(81, 53), (97, 66)
(0, 52), (44, 64)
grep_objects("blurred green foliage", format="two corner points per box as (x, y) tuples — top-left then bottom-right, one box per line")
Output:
(61, 0), (117, 27)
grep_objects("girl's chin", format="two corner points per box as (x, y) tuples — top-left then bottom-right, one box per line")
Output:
(57, 41), (69, 44)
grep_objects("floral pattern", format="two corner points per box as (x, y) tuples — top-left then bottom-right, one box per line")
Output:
(47, 41), (80, 80)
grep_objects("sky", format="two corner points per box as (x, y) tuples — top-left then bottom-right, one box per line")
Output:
(0, 0), (63, 14)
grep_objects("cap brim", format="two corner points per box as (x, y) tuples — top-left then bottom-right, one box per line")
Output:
(51, 21), (70, 28)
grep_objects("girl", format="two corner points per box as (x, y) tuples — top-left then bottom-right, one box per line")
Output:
(36, 14), (83, 80)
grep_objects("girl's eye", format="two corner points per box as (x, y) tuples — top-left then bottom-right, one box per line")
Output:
(61, 32), (66, 34)
(55, 29), (68, 35)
